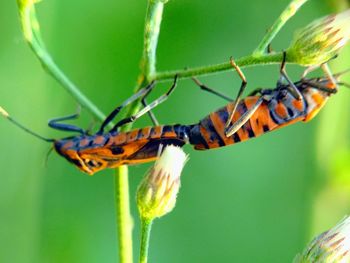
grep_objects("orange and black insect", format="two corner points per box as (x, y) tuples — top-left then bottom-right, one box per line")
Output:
(1, 53), (347, 175)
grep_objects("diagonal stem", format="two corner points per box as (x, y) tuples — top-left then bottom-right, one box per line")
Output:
(17, 2), (107, 122)
(253, 0), (309, 55)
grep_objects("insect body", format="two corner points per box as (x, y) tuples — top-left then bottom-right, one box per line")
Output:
(1, 64), (342, 175)
(53, 74), (337, 174)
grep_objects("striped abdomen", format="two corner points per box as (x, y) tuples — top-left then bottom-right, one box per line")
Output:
(188, 93), (308, 150)
(104, 124), (191, 163)
(54, 124), (191, 174)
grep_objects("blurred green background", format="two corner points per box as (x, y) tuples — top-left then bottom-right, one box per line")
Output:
(1, 0), (350, 262)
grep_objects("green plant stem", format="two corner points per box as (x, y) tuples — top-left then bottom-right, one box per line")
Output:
(253, 0), (309, 55)
(115, 1), (166, 263)
(155, 52), (285, 81)
(139, 219), (153, 263)
(115, 166), (133, 263)
(141, 0), (164, 81)
(17, 3), (106, 122)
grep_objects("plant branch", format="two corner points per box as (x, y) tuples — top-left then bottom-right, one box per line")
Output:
(254, 0), (309, 55)
(115, 1), (166, 263)
(139, 219), (153, 263)
(17, 1), (107, 122)
(155, 52), (285, 81)
(141, 1), (164, 81)
(115, 166), (134, 263)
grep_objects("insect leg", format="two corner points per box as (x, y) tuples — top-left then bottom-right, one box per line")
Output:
(224, 57), (248, 130)
(301, 64), (319, 78)
(48, 109), (86, 134)
(321, 63), (338, 89)
(110, 75), (178, 132)
(302, 80), (338, 94)
(191, 77), (232, 101)
(280, 51), (303, 100)
(225, 97), (264, 137)
(97, 81), (156, 134)
(142, 98), (159, 126)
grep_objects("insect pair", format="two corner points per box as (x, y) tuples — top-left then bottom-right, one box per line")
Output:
(1, 52), (347, 174)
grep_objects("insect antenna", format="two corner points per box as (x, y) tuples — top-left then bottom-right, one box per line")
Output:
(0, 106), (54, 143)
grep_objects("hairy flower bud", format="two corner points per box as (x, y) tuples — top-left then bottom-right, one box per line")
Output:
(287, 9), (350, 66)
(295, 216), (350, 262)
(137, 145), (188, 221)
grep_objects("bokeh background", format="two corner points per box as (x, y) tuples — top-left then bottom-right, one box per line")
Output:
(1, 0), (350, 262)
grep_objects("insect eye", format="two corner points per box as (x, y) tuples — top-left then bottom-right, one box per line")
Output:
(85, 159), (101, 168)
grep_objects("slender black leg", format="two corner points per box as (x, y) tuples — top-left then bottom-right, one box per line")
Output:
(110, 75), (178, 132)
(48, 108), (86, 134)
(225, 97), (264, 137)
(97, 81), (156, 134)
(192, 77), (232, 101)
(280, 51), (303, 100)
(224, 57), (248, 130)
(142, 98), (159, 126)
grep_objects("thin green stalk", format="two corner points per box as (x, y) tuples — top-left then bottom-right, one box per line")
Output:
(253, 0), (309, 55)
(115, 166), (133, 263)
(17, 2), (106, 122)
(115, 1), (166, 263)
(141, 1), (164, 81)
(155, 52), (285, 81)
(139, 219), (153, 263)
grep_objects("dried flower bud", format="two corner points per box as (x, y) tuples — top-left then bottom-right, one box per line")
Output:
(295, 216), (350, 262)
(287, 9), (350, 66)
(137, 145), (188, 221)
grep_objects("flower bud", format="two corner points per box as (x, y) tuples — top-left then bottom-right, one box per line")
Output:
(295, 216), (350, 262)
(137, 145), (188, 221)
(287, 9), (350, 66)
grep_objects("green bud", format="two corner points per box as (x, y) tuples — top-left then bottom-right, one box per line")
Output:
(295, 216), (350, 262)
(287, 9), (350, 66)
(137, 145), (188, 221)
